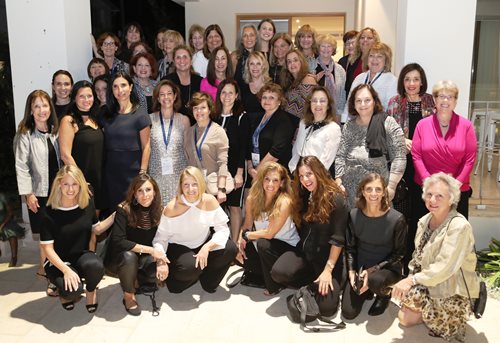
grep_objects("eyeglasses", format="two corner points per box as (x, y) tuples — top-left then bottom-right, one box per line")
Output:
(355, 98), (373, 105)
(364, 187), (383, 194)
(102, 42), (116, 47)
(437, 94), (456, 101)
(345, 40), (356, 46)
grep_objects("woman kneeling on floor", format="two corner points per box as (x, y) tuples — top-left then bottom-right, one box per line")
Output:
(237, 161), (300, 296)
(105, 174), (167, 316)
(342, 173), (407, 319)
(40, 165), (114, 312)
(392, 173), (480, 342)
(271, 156), (347, 315)
(153, 166), (237, 293)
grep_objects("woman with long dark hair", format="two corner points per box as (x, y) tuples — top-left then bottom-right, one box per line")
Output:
(100, 71), (151, 212)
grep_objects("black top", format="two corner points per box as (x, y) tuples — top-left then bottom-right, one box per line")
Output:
(345, 207), (407, 274)
(216, 112), (250, 174)
(70, 119), (105, 209)
(297, 192), (348, 277)
(40, 201), (97, 264)
(269, 65), (283, 84)
(344, 56), (361, 98)
(47, 137), (59, 190)
(247, 108), (294, 169)
(239, 82), (263, 115)
(54, 103), (71, 120)
(107, 206), (158, 259)
(163, 72), (202, 120)
(338, 55), (348, 71)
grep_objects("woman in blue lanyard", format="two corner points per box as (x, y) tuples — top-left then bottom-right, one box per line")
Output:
(148, 80), (190, 205)
(184, 92), (230, 204)
(246, 83), (295, 179)
(341, 42), (397, 123)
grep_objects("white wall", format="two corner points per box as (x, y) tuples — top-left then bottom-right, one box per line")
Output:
(395, 0), (477, 116)
(6, 0), (92, 126)
(185, 0), (356, 51)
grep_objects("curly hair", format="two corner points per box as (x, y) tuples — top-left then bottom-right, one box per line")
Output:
(292, 156), (343, 225)
(248, 162), (292, 221)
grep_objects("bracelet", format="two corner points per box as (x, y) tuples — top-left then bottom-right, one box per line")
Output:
(139, 245), (143, 255)
(326, 260), (335, 270)
(242, 229), (250, 242)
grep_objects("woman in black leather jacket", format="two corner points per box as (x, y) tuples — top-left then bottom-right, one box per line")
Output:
(342, 172), (407, 319)
(271, 156), (347, 316)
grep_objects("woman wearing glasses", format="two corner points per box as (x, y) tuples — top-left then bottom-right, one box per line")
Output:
(411, 81), (476, 219)
(335, 84), (406, 209)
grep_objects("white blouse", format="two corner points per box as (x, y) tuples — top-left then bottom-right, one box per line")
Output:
(289, 120), (341, 173)
(153, 205), (229, 252)
(192, 51), (208, 78)
(254, 214), (299, 247)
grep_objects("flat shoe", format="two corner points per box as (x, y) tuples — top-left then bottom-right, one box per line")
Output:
(122, 298), (141, 316)
(86, 303), (98, 313)
(61, 299), (75, 311)
(263, 286), (285, 296)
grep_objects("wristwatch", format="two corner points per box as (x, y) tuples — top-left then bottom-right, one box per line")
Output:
(242, 229), (250, 242)
(218, 187), (226, 193)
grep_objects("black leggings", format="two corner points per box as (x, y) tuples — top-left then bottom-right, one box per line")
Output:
(106, 251), (157, 293)
(341, 268), (401, 320)
(45, 251), (104, 302)
(271, 250), (342, 317)
(243, 238), (295, 294)
(166, 239), (237, 293)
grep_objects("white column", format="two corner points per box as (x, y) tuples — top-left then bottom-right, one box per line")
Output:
(6, 0), (92, 127)
(395, 0), (476, 116)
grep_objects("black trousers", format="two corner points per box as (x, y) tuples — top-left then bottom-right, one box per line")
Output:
(166, 239), (237, 293)
(341, 268), (401, 320)
(45, 251), (104, 302)
(243, 238), (295, 294)
(271, 250), (342, 317)
(105, 251), (157, 293)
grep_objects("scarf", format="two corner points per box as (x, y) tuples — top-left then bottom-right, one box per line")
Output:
(316, 56), (336, 99)
(365, 112), (388, 158)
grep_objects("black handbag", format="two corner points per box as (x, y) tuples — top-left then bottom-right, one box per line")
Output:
(460, 268), (487, 319)
(392, 178), (408, 204)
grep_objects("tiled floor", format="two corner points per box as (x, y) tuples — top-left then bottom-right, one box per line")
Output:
(0, 234), (497, 343)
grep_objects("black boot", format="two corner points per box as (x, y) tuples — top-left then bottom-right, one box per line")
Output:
(368, 295), (390, 316)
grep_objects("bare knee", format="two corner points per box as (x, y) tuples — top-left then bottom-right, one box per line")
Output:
(398, 306), (423, 327)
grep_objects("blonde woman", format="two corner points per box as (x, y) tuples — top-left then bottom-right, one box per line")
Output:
(153, 166), (237, 293)
(237, 162), (299, 295)
(158, 30), (184, 79)
(40, 165), (114, 312)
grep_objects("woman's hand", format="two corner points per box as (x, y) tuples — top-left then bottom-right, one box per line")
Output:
(194, 244), (210, 270)
(234, 173), (244, 189)
(387, 186), (396, 202)
(358, 270), (369, 294)
(314, 270), (334, 296)
(315, 71), (325, 82)
(237, 237), (247, 261)
(391, 277), (414, 302)
(26, 194), (39, 213)
(152, 248), (169, 264)
(249, 168), (257, 179)
(405, 138), (412, 154)
(156, 263), (169, 281)
(63, 267), (80, 292)
(335, 178), (346, 193)
(217, 191), (227, 204)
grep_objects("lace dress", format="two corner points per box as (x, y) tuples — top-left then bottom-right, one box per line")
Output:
(149, 113), (188, 205)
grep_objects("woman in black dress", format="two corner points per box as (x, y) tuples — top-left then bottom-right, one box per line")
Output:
(101, 72), (151, 213)
(213, 79), (250, 242)
(105, 174), (167, 316)
(59, 81), (105, 213)
(40, 165), (114, 312)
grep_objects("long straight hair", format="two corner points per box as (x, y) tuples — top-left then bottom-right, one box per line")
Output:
(17, 90), (59, 135)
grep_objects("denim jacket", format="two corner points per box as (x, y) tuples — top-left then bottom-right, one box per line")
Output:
(14, 130), (60, 197)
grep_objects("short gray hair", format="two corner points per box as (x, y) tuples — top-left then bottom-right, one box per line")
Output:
(422, 172), (461, 209)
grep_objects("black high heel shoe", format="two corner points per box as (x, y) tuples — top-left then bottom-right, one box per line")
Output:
(86, 291), (98, 313)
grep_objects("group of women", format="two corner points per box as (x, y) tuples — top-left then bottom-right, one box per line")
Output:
(10, 20), (481, 342)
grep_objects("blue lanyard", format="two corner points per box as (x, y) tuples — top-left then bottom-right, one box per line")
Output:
(252, 114), (272, 150)
(364, 72), (383, 86)
(194, 120), (212, 162)
(159, 111), (174, 150)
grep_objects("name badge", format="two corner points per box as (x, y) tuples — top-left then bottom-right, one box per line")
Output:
(161, 157), (174, 175)
(251, 152), (260, 168)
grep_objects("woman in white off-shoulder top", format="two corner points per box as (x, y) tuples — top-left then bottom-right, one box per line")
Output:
(153, 166), (237, 293)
